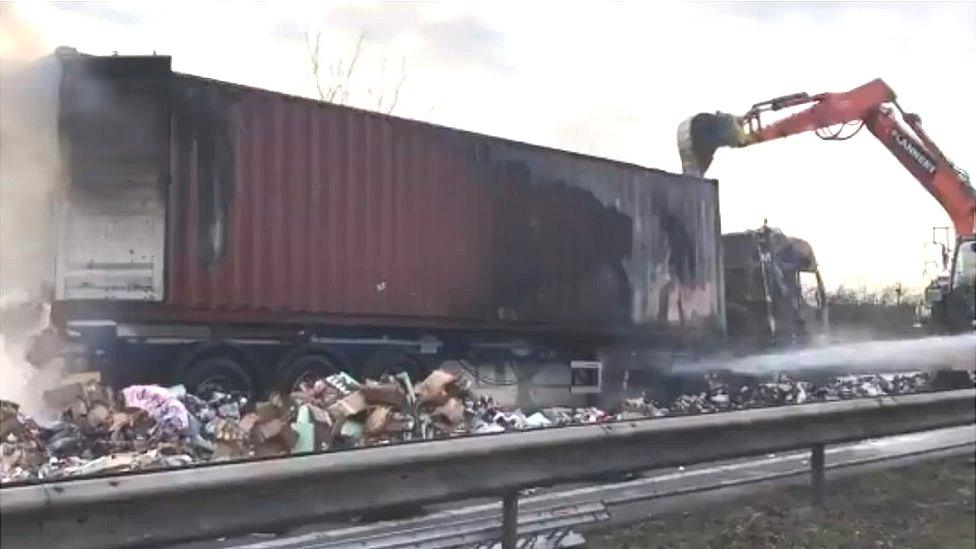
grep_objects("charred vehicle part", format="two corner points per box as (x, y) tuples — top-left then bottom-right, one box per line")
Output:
(722, 223), (828, 347)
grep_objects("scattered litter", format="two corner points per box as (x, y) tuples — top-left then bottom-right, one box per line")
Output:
(326, 372), (362, 396)
(122, 385), (191, 437)
(525, 412), (553, 429)
(1, 367), (970, 483)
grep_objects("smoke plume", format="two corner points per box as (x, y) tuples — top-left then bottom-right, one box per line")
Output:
(0, 6), (65, 413)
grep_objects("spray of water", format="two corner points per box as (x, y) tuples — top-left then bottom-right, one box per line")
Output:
(677, 334), (976, 378)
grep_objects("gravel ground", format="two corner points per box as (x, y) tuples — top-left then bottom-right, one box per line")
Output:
(588, 455), (976, 549)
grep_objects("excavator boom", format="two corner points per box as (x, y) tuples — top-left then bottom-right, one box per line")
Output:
(677, 79), (975, 239)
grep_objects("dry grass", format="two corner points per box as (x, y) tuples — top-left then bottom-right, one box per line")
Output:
(589, 456), (976, 549)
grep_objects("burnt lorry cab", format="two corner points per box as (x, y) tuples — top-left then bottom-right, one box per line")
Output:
(50, 51), (725, 401)
(721, 224), (828, 348)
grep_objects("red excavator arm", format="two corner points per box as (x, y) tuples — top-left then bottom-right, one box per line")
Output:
(678, 78), (976, 239)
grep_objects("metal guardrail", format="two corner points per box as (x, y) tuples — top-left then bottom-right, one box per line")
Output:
(235, 426), (976, 549)
(1, 389), (973, 549)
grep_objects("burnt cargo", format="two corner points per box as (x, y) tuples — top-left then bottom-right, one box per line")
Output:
(53, 54), (723, 340)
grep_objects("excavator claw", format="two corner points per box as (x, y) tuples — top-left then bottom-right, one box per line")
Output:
(676, 112), (745, 176)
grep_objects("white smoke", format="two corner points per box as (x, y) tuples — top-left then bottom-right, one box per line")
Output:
(0, 6), (66, 414)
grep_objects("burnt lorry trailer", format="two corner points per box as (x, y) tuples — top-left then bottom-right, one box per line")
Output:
(47, 51), (725, 397)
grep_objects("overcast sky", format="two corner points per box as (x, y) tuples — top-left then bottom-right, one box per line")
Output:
(3, 1), (974, 292)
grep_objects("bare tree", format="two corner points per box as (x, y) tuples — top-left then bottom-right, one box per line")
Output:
(304, 31), (406, 114)
(366, 55), (407, 114)
(305, 31), (326, 102)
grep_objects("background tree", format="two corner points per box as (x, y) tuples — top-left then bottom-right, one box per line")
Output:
(304, 31), (407, 115)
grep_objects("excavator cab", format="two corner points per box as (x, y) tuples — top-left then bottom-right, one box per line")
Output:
(944, 238), (976, 330)
(951, 239), (976, 289)
(923, 238), (976, 332)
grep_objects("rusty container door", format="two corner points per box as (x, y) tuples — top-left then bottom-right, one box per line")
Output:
(56, 56), (169, 302)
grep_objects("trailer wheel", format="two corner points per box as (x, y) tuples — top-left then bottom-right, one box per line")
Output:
(277, 354), (340, 393)
(185, 356), (256, 399)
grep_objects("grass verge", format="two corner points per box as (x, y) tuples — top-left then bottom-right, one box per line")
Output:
(588, 455), (976, 548)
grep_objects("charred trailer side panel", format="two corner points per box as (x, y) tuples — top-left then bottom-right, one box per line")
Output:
(51, 53), (724, 399)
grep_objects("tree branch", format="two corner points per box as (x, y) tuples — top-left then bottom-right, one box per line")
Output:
(303, 30), (406, 113)
(385, 57), (407, 114)
(304, 31), (325, 101)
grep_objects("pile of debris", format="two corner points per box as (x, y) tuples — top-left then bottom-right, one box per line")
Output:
(1, 374), (202, 481)
(2, 368), (971, 483)
(0, 369), (477, 482)
(620, 371), (961, 418)
(1, 368), (612, 482)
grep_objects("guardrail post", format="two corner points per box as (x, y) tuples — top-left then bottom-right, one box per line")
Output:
(811, 443), (825, 507)
(502, 491), (519, 549)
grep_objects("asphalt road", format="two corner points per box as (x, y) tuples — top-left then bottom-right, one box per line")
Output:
(171, 424), (975, 548)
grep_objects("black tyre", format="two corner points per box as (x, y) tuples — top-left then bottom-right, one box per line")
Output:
(276, 354), (340, 393)
(184, 356), (257, 399)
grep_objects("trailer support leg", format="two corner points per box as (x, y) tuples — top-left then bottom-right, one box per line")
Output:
(502, 491), (519, 549)
(811, 443), (825, 507)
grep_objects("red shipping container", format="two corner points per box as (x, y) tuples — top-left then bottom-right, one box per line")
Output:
(55, 55), (723, 339)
